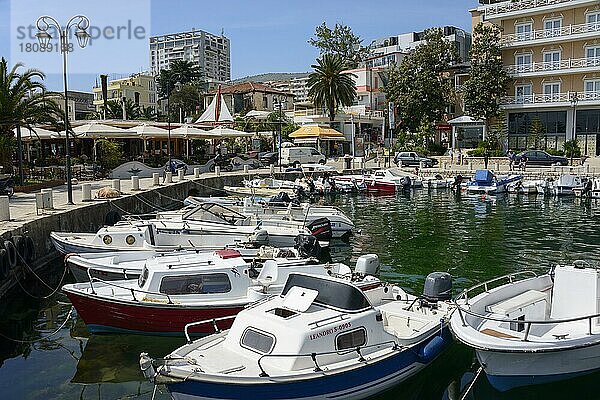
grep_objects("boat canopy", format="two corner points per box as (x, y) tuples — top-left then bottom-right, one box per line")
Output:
(281, 273), (371, 311)
(474, 169), (494, 184)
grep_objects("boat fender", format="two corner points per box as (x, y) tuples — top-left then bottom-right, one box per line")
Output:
(23, 235), (35, 263)
(12, 235), (26, 263)
(104, 210), (122, 226)
(418, 335), (446, 364)
(4, 240), (17, 269)
(0, 249), (7, 280)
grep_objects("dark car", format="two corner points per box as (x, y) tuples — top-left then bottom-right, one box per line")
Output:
(259, 151), (279, 166)
(394, 151), (438, 168)
(163, 159), (188, 173)
(514, 150), (568, 166)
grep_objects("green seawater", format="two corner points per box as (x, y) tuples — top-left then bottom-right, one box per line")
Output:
(2, 191), (600, 399)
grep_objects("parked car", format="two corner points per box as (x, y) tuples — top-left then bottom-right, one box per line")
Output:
(394, 151), (438, 168)
(259, 151), (279, 166)
(514, 150), (568, 166)
(280, 147), (326, 167)
(163, 159), (188, 174)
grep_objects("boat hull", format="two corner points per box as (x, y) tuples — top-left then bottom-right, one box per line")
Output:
(165, 330), (451, 400)
(476, 342), (600, 391)
(64, 289), (244, 335)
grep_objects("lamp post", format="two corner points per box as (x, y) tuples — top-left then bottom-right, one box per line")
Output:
(570, 92), (579, 165)
(155, 73), (182, 171)
(273, 97), (286, 172)
(36, 15), (90, 205)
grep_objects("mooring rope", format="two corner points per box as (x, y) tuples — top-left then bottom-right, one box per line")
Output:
(459, 365), (484, 400)
(0, 306), (74, 344)
(13, 252), (69, 299)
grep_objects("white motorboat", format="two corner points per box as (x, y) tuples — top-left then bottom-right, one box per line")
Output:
(450, 262), (600, 391)
(336, 169), (422, 193)
(466, 170), (522, 195)
(422, 176), (448, 189)
(551, 174), (584, 196)
(507, 179), (549, 195)
(64, 251), (381, 336)
(140, 270), (454, 399)
(183, 197), (354, 240)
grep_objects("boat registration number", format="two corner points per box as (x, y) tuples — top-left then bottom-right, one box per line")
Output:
(309, 322), (351, 340)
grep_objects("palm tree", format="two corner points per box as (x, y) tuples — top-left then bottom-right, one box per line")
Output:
(307, 54), (356, 124)
(138, 106), (157, 121)
(0, 57), (60, 173)
(101, 98), (140, 120)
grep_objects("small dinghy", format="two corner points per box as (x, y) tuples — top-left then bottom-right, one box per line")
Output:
(450, 262), (600, 391)
(466, 170), (522, 195)
(140, 271), (455, 399)
(63, 252), (383, 336)
(551, 174), (584, 196)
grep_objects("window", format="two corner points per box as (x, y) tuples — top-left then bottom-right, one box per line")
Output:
(310, 149), (320, 155)
(515, 84), (532, 103)
(586, 46), (600, 67)
(241, 328), (275, 354)
(544, 18), (562, 37)
(543, 51), (561, 70)
(587, 11), (600, 27)
(336, 328), (367, 350)
(585, 80), (600, 100)
(159, 273), (232, 295)
(515, 23), (533, 41)
(543, 82), (561, 102)
(515, 53), (532, 72)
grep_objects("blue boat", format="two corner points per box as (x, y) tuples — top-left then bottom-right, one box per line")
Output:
(140, 271), (455, 400)
(467, 169), (522, 195)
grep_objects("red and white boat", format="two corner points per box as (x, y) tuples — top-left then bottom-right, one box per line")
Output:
(62, 250), (382, 336)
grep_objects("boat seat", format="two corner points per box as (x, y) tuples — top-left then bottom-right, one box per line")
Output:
(486, 290), (548, 316)
(378, 304), (433, 339)
(256, 260), (279, 289)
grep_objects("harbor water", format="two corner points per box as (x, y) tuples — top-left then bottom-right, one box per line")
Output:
(2, 190), (600, 399)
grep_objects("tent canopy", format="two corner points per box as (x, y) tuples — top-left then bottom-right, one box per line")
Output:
(170, 124), (221, 139)
(289, 125), (346, 141)
(195, 86), (234, 124)
(68, 123), (132, 139)
(15, 127), (62, 141)
(205, 126), (254, 138)
(126, 123), (170, 138)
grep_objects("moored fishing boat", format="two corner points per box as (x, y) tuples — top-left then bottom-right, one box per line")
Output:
(551, 174), (584, 196)
(140, 270), (454, 399)
(63, 252), (383, 336)
(450, 262), (600, 391)
(466, 170), (521, 195)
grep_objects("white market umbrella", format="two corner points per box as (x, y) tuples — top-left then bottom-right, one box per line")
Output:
(170, 125), (222, 157)
(205, 126), (254, 138)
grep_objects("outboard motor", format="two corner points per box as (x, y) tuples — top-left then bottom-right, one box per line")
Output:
(401, 176), (412, 191)
(306, 217), (332, 241)
(452, 175), (463, 190)
(355, 254), (380, 277)
(249, 229), (270, 246)
(294, 234), (321, 259)
(422, 272), (452, 303)
(269, 192), (293, 207)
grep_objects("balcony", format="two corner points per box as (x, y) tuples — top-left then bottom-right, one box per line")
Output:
(500, 91), (600, 108)
(484, 0), (596, 20)
(502, 22), (600, 47)
(506, 56), (600, 76)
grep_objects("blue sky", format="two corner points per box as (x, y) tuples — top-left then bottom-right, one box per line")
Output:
(1, 0), (477, 92)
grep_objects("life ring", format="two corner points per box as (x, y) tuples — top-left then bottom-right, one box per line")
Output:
(104, 210), (122, 226)
(24, 235), (35, 263)
(0, 249), (7, 280)
(12, 235), (26, 264)
(4, 240), (17, 269)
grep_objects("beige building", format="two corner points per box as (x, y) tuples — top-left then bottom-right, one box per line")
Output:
(472, 0), (600, 155)
(206, 82), (294, 115)
(92, 74), (157, 113)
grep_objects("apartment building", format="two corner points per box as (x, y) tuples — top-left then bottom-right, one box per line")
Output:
(269, 74), (311, 104)
(206, 82), (294, 115)
(472, 0), (600, 155)
(150, 29), (231, 83)
(92, 73), (157, 113)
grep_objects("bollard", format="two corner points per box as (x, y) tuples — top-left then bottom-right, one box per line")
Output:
(586, 164), (590, 174)
(41, 188), (54, 209)
(0, 196), (10, 221)
(244, 165), (249, 174)
(178, 169), (185, 181)
(215, 166), (221, 176)
(131, 176), (140, 191)
(112, 179), (121, 193)
(270, 164), (275, 174)
(153, 173), (160, 186)
(194, 167), (200, 178)
(82, 183), (92, 201)
(165, 172), (173, 183)
(494, 162), (499, 171)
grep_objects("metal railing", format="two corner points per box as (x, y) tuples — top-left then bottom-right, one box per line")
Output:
(485, 0), (579, 18)
(184, 315), (237, 343)
(505, 57), (600, 74)
(502, 22), (600, 45)
(501, 91), (600, 106)
(86, 269), (174, 304)
(454, 271), (538, 305)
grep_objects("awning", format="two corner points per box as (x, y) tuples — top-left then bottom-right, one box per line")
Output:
(205, 126), (254, 138)
(170, 125), (222, 139)
(289, 125), (346, 140)
(126, 123), (170, 139)
(68, 123), (132, 139)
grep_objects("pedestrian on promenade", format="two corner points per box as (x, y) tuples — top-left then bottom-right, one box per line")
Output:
(519, 154), (528, 172)
(483, 150), (489, 170)
(507, 149), (515, 171)
(449, 148), (454, 164)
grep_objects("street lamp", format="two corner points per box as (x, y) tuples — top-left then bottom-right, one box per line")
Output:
(154, 73), (182, 171)
(273, 97), (286, 172)
(36, 15), (90, 205)
(570, 92), (579, 165)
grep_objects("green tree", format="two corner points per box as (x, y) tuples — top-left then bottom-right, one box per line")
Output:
(97, 139), (124, 170)
(157, 60), (202, 98)
(487, 113), (508, 151)
(564, 139), (581, 160)
(308, 22), (371, 68)
(308, 54), (357, 124)
(528, 117), (545, 149)
(385, 28), (459, 135)
(170, 83), (201, 121)
(0, 57), (61, 171)
(100, 98), (140, 120)
(138, 106), (157, 121)
(463, 23), (511, 131)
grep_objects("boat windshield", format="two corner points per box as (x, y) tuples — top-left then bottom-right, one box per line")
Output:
(281, 274), (371, 311)
(388, 169), (409, 177)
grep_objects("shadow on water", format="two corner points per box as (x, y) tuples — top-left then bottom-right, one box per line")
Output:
(3, 190), (600, 398)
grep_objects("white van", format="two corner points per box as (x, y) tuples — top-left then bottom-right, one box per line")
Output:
(280, 147), (326, 167)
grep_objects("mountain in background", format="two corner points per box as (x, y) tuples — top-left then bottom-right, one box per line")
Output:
(231, 72), (310, 84)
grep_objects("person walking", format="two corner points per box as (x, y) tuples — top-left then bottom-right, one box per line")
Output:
(507, 150), (515, 171)
(483, 150), (490, 170)
(449, 148), (454, 165)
